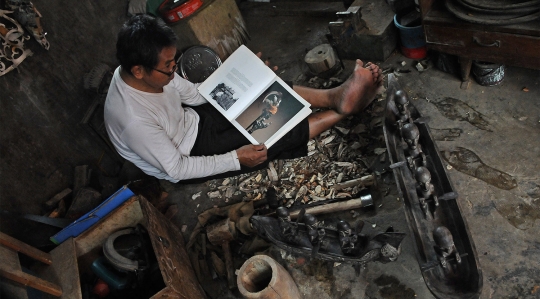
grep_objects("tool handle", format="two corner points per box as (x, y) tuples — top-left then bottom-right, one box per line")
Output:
(222, 242), (236, 289)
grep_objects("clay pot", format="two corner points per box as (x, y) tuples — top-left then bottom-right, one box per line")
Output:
(237, 255), (302, 299)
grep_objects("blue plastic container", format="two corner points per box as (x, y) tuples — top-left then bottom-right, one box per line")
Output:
(394, 14), (426, 49)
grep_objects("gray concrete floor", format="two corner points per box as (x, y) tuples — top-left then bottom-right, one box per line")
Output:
(161, 5), (540, 299)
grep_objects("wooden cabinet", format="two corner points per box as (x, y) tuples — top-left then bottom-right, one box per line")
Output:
(419, 0), (540, 82)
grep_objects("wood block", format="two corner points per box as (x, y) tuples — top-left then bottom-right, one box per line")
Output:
(171, 0), (248, 60)
(305, 44), (340, 74)
(65, 187), (102, 220)
(44, 188), (72, 209)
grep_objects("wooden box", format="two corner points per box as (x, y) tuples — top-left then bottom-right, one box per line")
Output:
(37, 196), (205, 298)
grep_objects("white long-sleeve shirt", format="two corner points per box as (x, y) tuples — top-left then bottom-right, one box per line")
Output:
(104, 67), (240, 182)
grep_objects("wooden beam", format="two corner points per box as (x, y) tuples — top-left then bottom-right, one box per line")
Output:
(0, 232), (52, 265)
(0, 268), (62, 297)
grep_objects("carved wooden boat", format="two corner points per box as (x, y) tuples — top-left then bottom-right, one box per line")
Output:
(383, 74), (482, 299)
(250, 215), (406, 267)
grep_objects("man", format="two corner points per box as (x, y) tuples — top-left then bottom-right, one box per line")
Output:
(105, 15), (382, 184)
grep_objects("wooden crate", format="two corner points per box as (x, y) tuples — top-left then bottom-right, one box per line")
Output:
(37, 196), (205, 299)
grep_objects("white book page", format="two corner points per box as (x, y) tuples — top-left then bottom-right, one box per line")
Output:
(231, 77), (311, 148)
(198, 45), (276, 120)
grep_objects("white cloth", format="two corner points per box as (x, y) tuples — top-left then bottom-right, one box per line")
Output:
(104, 67), (240, 182)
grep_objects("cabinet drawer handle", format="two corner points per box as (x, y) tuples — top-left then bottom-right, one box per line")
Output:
(473, 37), (500, 47)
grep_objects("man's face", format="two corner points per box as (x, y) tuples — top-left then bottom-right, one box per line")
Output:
(141, 46), (177, 91)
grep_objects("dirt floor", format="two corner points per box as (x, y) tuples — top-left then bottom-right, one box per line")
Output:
(158, 4), (540, 299)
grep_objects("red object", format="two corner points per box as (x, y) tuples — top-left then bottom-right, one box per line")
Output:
(400, 45), (427, 59)
(159, 0), (203, 24)
(93, 279), (110, 298)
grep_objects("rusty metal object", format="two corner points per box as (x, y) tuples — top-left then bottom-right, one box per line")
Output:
(383, 74), (482, 299)
(206, 218), (237, 289)
(237, 254), (302, 299)
(327, 0), (397, 61)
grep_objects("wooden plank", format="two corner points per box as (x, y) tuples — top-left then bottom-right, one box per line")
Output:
(139, 196), (207, 299)
(0, 244), (29, 299)
(239, 1), (345, 17)
(34, 238), (82, 299)
(74, 197), (142, 257)
(0, 232), (52, 265)
(0, 278), (30, 299)
(0, 245), (62, 297)
(0, 268), (62, 297)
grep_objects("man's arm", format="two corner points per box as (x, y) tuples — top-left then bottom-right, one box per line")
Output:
(170, 73), (208, 106)
(123, 121), (240, 181)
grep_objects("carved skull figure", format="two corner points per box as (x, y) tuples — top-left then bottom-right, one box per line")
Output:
(433, 226), (461, 268)
(395, 89), (411, 124)
(276, 207), (295, 237)
(401, 123), (425, 167)
(337, 220), (358, 255)
(304, 213), (318, 242)
(415, 166), (439, 208)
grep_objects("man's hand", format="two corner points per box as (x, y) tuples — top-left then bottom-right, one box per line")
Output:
(256, 52), (278, 72)
(236, 144), (267, 167)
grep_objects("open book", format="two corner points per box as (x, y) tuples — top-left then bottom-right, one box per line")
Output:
(197, 45), (312, 148)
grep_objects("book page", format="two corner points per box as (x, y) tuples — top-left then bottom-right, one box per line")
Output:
(232, 77), (312, 147)
(197, 45), (276, 120)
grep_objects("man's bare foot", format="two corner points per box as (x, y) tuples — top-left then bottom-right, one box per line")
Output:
(334, 59), (383, 115)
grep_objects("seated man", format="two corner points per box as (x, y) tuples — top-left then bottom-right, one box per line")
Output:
(104, 15), (382, 184)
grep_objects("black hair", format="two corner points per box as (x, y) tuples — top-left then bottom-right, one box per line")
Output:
(116, 15), (177, 75)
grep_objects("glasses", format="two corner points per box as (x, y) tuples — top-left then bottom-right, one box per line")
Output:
(153, 63), (178, 77)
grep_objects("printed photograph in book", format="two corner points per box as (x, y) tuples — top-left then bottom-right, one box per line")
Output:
(209, 82), (238, 111)
(235, 81), (305, 144)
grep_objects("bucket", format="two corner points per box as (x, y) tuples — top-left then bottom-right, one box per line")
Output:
(394, 14), (426, 59)
(472, 61), (505, 86)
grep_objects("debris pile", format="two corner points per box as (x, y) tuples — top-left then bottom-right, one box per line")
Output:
(203, 96), (388, 209)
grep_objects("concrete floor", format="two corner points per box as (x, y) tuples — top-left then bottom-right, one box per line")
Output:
(159, 4), (540, 299)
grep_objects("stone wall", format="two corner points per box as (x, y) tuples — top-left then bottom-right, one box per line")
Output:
(0, 0), (127, 241)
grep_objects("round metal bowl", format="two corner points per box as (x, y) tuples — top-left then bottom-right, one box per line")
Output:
(178, 46), (222, 83)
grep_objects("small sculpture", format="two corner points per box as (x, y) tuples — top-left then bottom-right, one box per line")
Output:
(276, 206), (297, 242)
(415, 166), (439, 218)
(304, 214), (325, 256)
(337, 220), (359, 255)
(401, 122), (426, 168)
(433, 226), (461, 269)
(394, 90), (412, 126)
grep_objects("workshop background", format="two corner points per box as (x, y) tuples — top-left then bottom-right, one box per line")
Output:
(1, 0), (539, 298)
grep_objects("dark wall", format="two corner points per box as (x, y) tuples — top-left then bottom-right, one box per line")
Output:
(0, 0), (129, 240)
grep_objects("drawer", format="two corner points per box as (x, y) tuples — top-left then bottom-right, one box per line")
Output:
(424, 25), (540, 68)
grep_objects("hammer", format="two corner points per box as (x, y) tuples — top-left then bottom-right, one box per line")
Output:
(206, 218), (237, 289)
